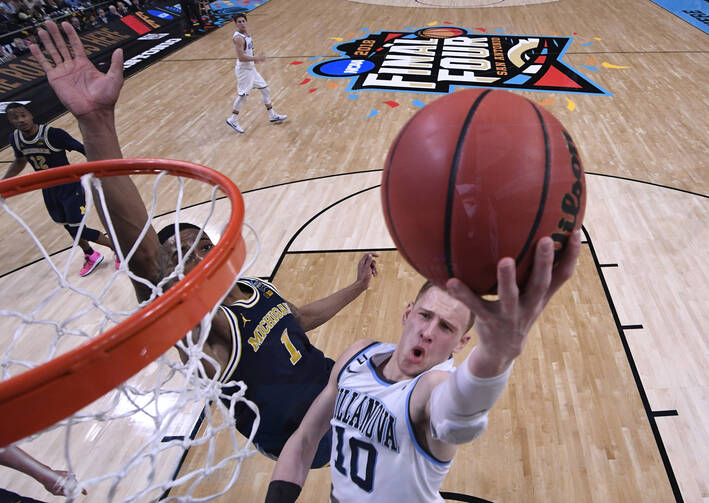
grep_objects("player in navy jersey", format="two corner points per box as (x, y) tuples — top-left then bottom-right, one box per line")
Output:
(3, 103), (117, 276)
(157, 226), (377, 465)
(30, 21), (376, 467)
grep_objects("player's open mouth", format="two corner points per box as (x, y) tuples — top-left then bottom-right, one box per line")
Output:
(411, 347), (425, 362)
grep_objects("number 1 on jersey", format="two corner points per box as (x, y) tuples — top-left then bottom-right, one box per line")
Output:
(280, 330), (302, 365)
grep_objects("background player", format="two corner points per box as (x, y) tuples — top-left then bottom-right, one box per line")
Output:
(226, 13), (286, 134)
(30, 20), (374, 466)
(3, 103), (116, 276)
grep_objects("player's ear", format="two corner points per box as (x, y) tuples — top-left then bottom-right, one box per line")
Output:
(402, 302), (414, 325)
(452, 332), (471, 354)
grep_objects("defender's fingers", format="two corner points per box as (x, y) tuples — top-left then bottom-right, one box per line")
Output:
(496, 257), (520, 314)
(63, 20), (87, 60)
(35, 27), (62, 68)
(107, 48), (124, 81)
(522, 237), (555, 307)
(29, 40), (51, 72)
(547, 231), (581, 299)
(45, 20), (71, 65)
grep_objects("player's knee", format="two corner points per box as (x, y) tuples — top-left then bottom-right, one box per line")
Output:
(64, 224), (100, 242)
(233, 94), (247, 111)
(259, 86), (271, 105)
(64, 224), (79, 238)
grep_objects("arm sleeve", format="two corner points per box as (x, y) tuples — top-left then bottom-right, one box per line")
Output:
(429, 349), (513, 444)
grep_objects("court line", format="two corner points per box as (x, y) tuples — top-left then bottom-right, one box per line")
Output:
(583, 226), (684, 503)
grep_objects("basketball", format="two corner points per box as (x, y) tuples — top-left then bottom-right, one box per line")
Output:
(381, 89), (586, 294)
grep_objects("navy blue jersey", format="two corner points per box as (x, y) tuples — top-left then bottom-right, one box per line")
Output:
(9, 124), (85, 171)
(217, 278), (334, 456)
(9, 125), (88, 224)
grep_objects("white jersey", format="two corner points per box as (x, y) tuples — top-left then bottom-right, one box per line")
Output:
(329, 342), (455, 503)
(233, 31), (254, 70)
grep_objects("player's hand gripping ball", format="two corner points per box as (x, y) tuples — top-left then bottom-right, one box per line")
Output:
(381, 89), (586, 294)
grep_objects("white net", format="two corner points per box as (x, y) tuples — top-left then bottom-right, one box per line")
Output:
(0, 167), (259, 502)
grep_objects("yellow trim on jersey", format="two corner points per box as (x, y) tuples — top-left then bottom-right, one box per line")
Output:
(216, 278), (282, 382)
(217, 305), (243, 383)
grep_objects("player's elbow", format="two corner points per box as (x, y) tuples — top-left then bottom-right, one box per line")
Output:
(430, 412), (488, 445)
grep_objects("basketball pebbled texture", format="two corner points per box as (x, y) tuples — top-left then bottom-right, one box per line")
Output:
(381, 88), (586, 294)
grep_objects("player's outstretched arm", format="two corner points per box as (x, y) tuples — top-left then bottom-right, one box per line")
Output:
(292, 253), (378, 332)
(414, 233), (582, 461)
(268, 340), (373, 503)
(0, 446), (87, 496)
(447, 232), (581, 378)
(30, 21), (161, 299)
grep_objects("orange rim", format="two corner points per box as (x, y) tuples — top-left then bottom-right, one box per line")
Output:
(0, 159), (246, 447)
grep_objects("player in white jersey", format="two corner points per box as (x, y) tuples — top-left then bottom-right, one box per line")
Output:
(267, 233), (581, 502)
(226, 13), (286, 134)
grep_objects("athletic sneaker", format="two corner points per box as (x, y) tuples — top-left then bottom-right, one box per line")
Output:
(79, 251), (103, 277)
(115, 254), (121, 270)
(226, 118), (244, 134)
(269, 113), (287, 123)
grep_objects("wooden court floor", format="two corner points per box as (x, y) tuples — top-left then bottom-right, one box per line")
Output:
(0, 0), (707, 501)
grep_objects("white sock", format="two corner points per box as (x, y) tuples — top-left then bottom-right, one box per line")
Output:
(268, 108), (276, 118)
(230, 114), (239, 123)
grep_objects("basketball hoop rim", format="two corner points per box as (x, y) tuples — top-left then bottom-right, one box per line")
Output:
(0, 159), (246, 447)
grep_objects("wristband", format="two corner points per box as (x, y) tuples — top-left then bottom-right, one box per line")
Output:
(265, 480), (301, 503)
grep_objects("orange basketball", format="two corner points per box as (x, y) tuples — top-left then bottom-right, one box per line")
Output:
(381, 89), (585, 294)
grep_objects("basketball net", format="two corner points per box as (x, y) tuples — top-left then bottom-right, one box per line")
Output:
(0, 161), (259, 502)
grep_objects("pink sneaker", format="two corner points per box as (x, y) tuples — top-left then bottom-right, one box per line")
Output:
(115, 254), (121, 270)
(79, 251), (103, 276)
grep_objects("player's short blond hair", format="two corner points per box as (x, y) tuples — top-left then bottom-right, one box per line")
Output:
(414, 280), (475, 333)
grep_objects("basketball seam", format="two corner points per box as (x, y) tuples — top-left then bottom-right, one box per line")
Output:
(514, 104), (552, 265)
(384, 117), (418, 269)
(444, 89), (493, 279)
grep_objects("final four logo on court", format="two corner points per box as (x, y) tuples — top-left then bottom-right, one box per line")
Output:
(310, 27), (610, 95)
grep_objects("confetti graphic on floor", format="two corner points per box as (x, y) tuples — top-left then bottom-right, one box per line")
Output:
(602, 61), (631, 69)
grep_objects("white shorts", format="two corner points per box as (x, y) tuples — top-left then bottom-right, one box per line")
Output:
(235, 65), (267, 96)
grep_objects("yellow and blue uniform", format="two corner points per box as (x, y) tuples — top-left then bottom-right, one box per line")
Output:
(218, 277), (334, 468)
(8, 125), (91, 229)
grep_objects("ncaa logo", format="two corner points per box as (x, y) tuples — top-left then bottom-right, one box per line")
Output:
(316, 58), (375, 77)
(148, 9), (173, 19)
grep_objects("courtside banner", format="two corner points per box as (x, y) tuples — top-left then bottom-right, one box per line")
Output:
(0, 5), (188, 147)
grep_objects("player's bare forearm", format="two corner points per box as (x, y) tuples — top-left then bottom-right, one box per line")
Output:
(296, 281), (366, 332)
(78, 110), (122, 162)
(296, 253), (377, 332)
(2, 159), (26, 179)
(270, 375), (340, 489)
